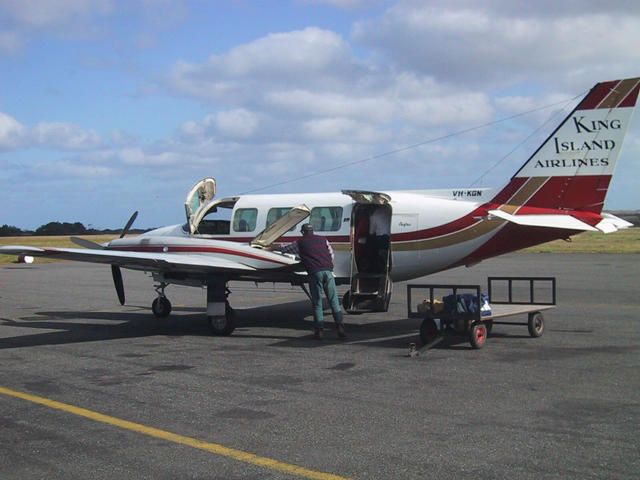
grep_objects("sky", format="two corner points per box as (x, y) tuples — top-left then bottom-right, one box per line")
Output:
(1, 0), (640, 230)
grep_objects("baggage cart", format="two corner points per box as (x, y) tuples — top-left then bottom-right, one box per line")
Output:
(406, 276), (556, 352)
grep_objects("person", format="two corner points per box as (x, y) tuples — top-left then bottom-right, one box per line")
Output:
(368, 206), (391, 272)
(354, 206), (370, 272)
(269, 223), (346, 340)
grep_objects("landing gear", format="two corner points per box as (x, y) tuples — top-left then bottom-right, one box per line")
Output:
(149, 277), (237, 335)
(206, 280), (235, 336)
(152, 296), (172, 318)
(208, 301), (235, 336)
(152, 282), (171, 318)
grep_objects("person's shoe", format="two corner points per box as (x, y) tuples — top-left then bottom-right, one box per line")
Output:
(313, 327), (323, 340)
(337, 323), (347, 338)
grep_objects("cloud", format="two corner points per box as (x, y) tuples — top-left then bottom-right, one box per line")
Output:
(0, 0), (112, 28)
(168, 27), (362, 104)
(32, 122), (103, 150)
(352, 2), (640, 87)
(166, 24), (495, 156)
(0, 30), (25, 54)
(0, 0), (183, 54)
(0, 113), (28, 150)
(0, 113), (105, 151)
(34, 159), (114, 178)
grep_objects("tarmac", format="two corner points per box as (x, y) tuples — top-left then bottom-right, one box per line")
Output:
(0, 253), (638, 479)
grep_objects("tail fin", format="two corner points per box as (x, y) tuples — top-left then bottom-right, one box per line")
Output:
(493, 78), (640, 213)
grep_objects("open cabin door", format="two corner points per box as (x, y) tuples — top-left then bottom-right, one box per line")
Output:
(250, 205), (310, 248)
(342, 190), (393, 313)
(185, 178), (216, 235)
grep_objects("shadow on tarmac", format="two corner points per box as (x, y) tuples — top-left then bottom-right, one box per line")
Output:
(0, 299), (427, 350)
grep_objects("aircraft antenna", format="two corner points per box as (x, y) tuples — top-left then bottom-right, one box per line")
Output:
(240, 91), (585, 195)
(468, 103), (572, 187)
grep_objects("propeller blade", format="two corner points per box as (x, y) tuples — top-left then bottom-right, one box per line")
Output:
(120, 211), (139, 238)
(111, 265), (125, 305)
(70, 237), (103, 249)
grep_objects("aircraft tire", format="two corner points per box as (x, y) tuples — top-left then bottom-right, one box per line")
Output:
(469, 322), (487, 349)
(527, 312), (544, 337)
(419, 317), (439, 345)
(208, 302), (235, 336)
(152, 296), (171, 318)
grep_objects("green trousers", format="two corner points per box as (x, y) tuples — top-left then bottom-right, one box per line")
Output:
(308, 271), (344, 328)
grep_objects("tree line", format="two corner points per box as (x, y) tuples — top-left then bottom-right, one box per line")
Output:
(0, 222), (148, 237)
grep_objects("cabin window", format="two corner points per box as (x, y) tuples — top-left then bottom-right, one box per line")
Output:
(233, 208), (257, 232)
(266, 207), (292, 227)
(310, 206), (342, 231)
(266, 207), (299, 231)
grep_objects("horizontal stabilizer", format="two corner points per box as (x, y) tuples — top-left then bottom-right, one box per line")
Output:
(596, 213), (633, 234)
(487, 210), (598, 231)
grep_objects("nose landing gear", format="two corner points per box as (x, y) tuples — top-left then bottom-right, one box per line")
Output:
(152, 282), (172, 318)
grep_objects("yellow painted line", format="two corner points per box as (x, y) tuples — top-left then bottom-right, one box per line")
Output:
(0, 386), (356, 480)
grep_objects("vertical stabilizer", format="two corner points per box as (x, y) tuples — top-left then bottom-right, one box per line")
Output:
(493, 78), (639, 213)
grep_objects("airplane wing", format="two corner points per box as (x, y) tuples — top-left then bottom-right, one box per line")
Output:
(0, 245), (257, 274)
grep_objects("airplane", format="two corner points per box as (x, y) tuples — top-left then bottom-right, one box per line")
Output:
(2, 77), (638, 336)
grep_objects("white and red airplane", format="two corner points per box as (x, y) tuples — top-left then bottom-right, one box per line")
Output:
(2, 77), (638, 335)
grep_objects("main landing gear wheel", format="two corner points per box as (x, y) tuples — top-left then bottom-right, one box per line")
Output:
(152, 296), (171, 318)
(528, 312), (544, 337)
(419, 317), (439, 345)
(208, 302), (235, 336)
(469, 322), (488, 349)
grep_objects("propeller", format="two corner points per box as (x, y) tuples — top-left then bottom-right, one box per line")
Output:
(111, 264), (126, 305)
(120, 211), (138, 238)
(70, 237), (102, 249)
(71, 211), (139, 306)
(110, 211), (138, 305)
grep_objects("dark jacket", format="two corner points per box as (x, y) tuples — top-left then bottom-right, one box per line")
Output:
(290, 233), (334, 274)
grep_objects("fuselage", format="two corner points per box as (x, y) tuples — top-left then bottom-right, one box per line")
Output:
(107, 187), (546, 283)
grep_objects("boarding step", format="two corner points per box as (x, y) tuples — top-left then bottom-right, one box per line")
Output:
(350, 273), (387, 295)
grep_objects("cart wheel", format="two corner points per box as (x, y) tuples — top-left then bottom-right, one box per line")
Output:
(469, 322), (487, 349)
(419, 317), (439, 345)
(528, 312), (544, 337)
